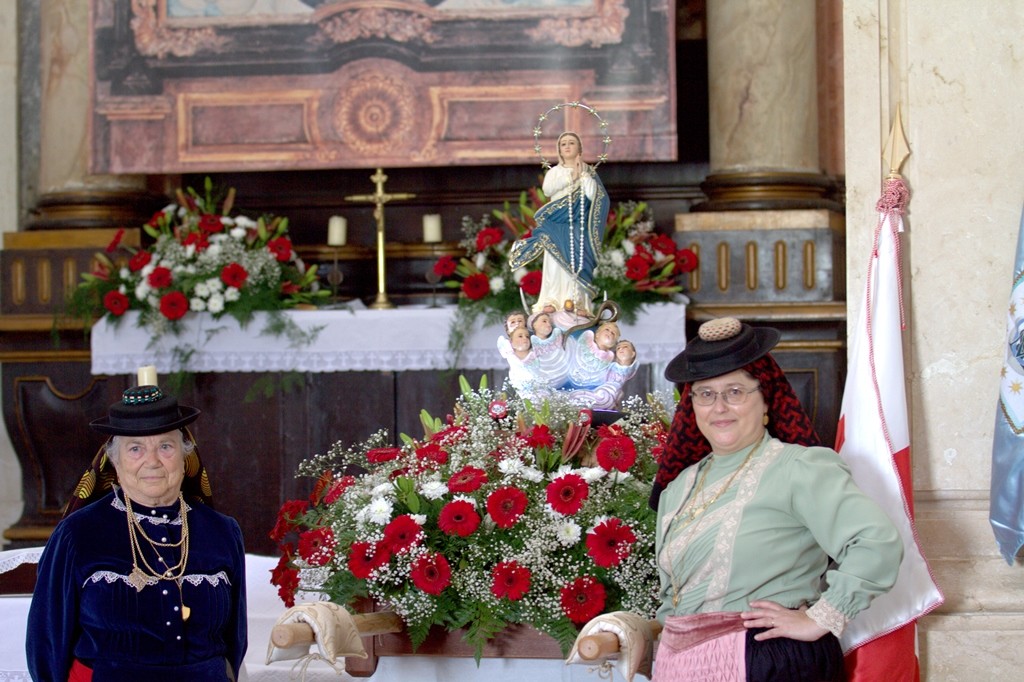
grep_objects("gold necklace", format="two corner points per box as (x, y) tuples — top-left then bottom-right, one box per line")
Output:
(124, 493), (192, 621)
(666, 438), (766, 607)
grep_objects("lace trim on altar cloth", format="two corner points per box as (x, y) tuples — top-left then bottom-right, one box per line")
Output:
(0, 547), (43, 575)
(84, 570), (231, 589)
(111, 494), (191, 526)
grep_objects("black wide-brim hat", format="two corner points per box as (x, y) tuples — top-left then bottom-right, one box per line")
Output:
(664, 317), (781, 383)
(90, 385), (201, 437)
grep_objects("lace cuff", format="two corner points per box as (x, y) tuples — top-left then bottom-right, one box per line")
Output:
(807, 598), (847, 637)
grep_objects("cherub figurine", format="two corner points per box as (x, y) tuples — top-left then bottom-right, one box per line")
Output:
(497, 326), (548, 400)
(565, 321), (619, 390)
(529, 311), (570, 391)
(567, 338), (639, 410)
(504, 310), (527, 338)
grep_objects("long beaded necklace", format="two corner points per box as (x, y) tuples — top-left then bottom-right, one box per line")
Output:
(125, 492), (192, 621)
(565, 165), (587, 309)
(665, 438), (766, 607)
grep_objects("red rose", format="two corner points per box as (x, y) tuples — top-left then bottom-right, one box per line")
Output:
(438, 499), (481, 537)
(410, 552), (451, 595)
(433, 255), (457, 277)
(519, 270), (542, 297)
(546, 473), (589, 516)
(447, 466), (488, 493)
(105, 228), (125, 253)
(491, 560), (531, 601)
(650, 233), (677, 255)
(486, 486), (528, 528)
(367, 447), (402, 464)
(268, 236), (292, 262)
(461, 273), (490, 301)
(382, 514), (423, 554)
(269, 500), (309, 542)
(475, 227), (504, 251)
(347, 541), (390, 579)
(527, 424), (555, 449)
(594, 435), (638, 472)
(148, 266), (173, 289)
(103, 290), (130, 317)
(128, 250), (152, 272)
(675, 247), (698, 273)
(158, 291), (189, 321)
(560, 576), (606, 624)
(625, 254), (651, 281)
(221, 262), (248, 289)
(586, 518), (637, 568)
(297, 527), (336, 567)
(198, 214), (224, 233)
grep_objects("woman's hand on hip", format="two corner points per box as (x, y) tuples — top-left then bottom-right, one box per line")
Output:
(741, 600), (829, 642)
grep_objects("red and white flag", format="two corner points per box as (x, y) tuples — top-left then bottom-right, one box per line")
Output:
(834, 176), (943, 681)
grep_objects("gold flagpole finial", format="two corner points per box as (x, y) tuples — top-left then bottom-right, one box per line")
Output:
(882, 105), (911, 179)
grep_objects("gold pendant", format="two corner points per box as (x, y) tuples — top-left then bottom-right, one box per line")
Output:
(182, 604), (191, 621)
(128, 567), (148, 592)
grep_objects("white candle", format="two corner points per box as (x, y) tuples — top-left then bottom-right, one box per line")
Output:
(327, 215), (347, 246)
(137, 365), (158, 387)
(423, 214), (442, 243)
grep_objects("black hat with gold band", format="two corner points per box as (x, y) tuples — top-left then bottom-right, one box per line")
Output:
(90, 385), (200, 437)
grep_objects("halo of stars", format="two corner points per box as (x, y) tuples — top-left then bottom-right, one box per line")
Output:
(532, 101), (612, 171)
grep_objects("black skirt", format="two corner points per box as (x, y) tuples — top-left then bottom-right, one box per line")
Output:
(745, 628), (846, 682)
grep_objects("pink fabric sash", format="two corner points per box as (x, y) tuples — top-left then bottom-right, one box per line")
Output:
(654, 612), (747, 682)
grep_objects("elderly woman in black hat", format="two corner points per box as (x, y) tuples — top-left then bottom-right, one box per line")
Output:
(644, 317), (903, 681)
(27, 383), (247, 681)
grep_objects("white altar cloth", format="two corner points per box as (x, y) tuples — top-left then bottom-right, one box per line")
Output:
(90, 302), (687, 375)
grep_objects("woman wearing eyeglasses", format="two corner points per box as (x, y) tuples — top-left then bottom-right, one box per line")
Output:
(643, 317), (903, 681)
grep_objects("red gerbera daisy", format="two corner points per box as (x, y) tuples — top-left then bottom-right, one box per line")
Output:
(447, 466), (488, 493)
(486, 486), (528, 528)
(649, 233), (677, 255)
(383, 514), (423, 553)
(220, 262), (248, 289)
(527, 424), (555, 449)
(461, 273), (490, 301)
(415, 442), (449, 466)
(267, 236), (292, 262)
(491, 560), (531, 601)
(297, 527), (336, 567)
(347, 541), (390, 579)
(546, 473), (589, 515)
(148, 266), (173, 289)
(367, 447), (402, 464)
(198, 214), (224, 233)
(475, 226), (505, 251)
(268, 499), (309, 542)
(625, 254), (651, 281)
(438, 499), (481, 537)
(586, 518), (637, 568)
(594, 435), (638, 472)
(103, 290), (130, 316)
(433, 255), (457, 277)
(519, 270), (542, 296)
(128, 250), (152, 272)
(182, 231), (209, 252)
(560, 576), (606, 624)
(159, 291), (189, 321)
(675, 247), (699, 273)
(409, 552), (451, 595)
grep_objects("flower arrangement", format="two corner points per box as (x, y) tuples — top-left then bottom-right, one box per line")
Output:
(270, 378), (673, 658)
(65, 178), (326, 334)
(432, 187), (697, 361)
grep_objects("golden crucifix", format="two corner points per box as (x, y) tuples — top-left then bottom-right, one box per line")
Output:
(345, 168), (415, 309)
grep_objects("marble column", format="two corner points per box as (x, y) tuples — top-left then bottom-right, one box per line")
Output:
(32, 0), (156, 230)
(697, 0), (836, 211)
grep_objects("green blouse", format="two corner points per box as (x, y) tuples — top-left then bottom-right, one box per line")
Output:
(655, 434), (902, 635)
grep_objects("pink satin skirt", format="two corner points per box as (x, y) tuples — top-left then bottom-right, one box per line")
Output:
(653, 612), (747, 682)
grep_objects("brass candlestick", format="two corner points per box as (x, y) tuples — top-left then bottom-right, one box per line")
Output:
(345, 168), (415, 310)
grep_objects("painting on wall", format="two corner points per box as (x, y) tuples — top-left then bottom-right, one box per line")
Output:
(89, 0), (677, 172)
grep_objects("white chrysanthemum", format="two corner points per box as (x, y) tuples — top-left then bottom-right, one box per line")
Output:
(119, 267), (130, 279)
(489, 276), (505, 294)
(512, 267), (527, 284)
(141, 263), (156, 278)
(367, 497), (393, 525)
(371, 482), (393, 498)
(206, 277), (223, 293)
(555, 520), (582, 546)
(223, 287), (240, 302)
(134, 282), (151, 301)
(474, 252), (487, 269)
(194, 281), (210, 298)
(520, 467), (545, 483)
(184, 244), (196, 259)
(205, 243), (221, 259)
(234, 215), (257, 229)
(206, 293), (225, 314)
(189, 297), (206, 312)
(410, 514), (427, 525)
(229, 227), (247, 240)
(609, 249), (626, 267)
(497, 458), (525, 476)
(452, 494), (477, 508)
(419, 481), (448, 500)
(579, 466), (606, 483)
(623, 240), (636, 255)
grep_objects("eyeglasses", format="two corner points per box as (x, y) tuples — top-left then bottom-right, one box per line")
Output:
(691, 385), (761, 407)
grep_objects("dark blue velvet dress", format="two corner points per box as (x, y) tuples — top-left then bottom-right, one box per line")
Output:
(26, 489), (247, 681)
